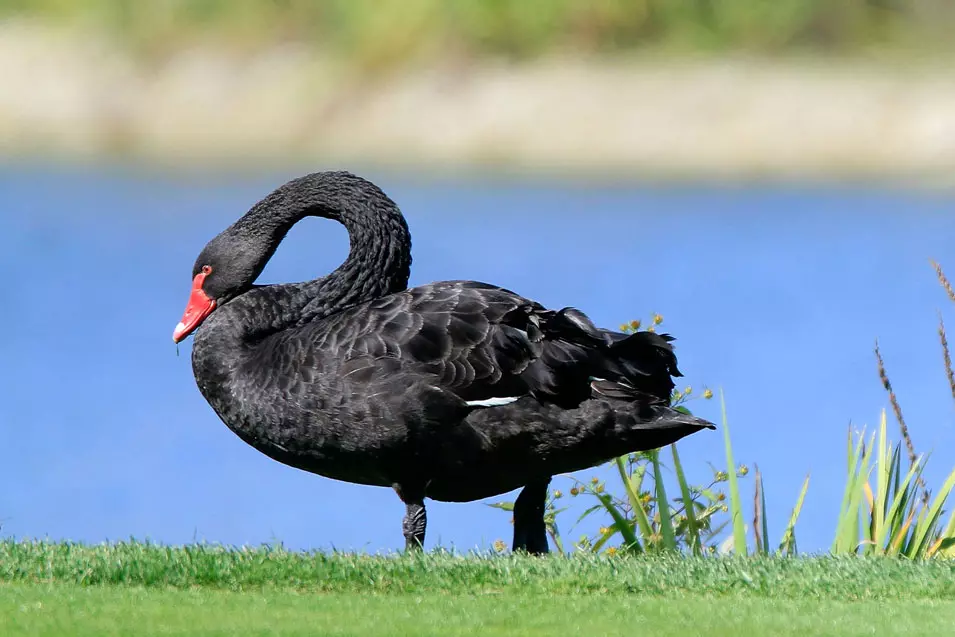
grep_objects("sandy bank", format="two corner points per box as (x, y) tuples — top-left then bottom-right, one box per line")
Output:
(1, 21), (954, 184)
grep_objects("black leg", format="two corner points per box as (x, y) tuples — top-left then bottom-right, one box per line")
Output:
(402, 500), (427, 551)
(512, 478), (551, 555)
(394, 484), (427, 551)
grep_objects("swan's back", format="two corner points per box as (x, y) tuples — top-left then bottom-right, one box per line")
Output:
(247, 278), (680, 416)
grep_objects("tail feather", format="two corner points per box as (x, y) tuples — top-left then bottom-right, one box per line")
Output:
(592, 330), (682, 403)
(613, 403), (716, 453)
(459, 387), (716, 487)
(631, 404), (716, 432)
(590, 378), (641, 400)
(514, 305), (687, 409)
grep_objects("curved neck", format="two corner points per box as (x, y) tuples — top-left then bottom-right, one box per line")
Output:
(217, 171), (412, 338)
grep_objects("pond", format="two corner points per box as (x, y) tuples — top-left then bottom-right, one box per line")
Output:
(1, 164), (953, 554)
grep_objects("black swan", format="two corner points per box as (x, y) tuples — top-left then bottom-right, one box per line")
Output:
(172, 171), (715, 554)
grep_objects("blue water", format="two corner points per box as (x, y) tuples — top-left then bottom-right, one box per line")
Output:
(1, 165), (954, 554)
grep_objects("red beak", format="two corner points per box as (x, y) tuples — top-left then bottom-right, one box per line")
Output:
(173, 271), (216, 343)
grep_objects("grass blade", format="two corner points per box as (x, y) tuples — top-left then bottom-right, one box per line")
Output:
(778, 473), (810, 556)
(753, 464), (769, 554)
(596, 493), (642, 553)
(872, 411), (889, 552)
(720, 390), (747, 557)
(833, 426), (874, 554)
(575, 504), (602, 525)
(889, 509), (917, 555)
(671, 443), (702, 556)
(614, 456), (653, 544)
(909, 466), (955, 558)
(931, 507), (955, 558)
(650, 450), (677, 551)
(832, 426), (865, 553)
(876, 456), (922, 554)
(851, 431), (877, 553)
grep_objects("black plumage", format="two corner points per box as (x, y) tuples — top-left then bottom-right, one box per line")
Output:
(173, 171), (715, 553)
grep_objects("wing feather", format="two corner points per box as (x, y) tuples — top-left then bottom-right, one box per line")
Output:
(306, 279), (680, 410)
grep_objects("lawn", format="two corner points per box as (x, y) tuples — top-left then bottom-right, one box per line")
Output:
(5, 584), (955, 637)
(2, 541), (954, 636)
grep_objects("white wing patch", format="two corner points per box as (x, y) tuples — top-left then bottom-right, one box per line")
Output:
(465, 396), (521, 407)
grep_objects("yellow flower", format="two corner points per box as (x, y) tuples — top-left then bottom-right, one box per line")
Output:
(652, 314), (663, 325)
(570, 487), (580, 496)
(629, 320), (641, 330)
(703, 388), (714, 400)
(493, 539), (506, 552)
(591, 476), (600, 485)
(684, 386), (692, 395)
(599, 526), (611, 536)
(606, 546), (618, 557)
(553, 490), (563, 499)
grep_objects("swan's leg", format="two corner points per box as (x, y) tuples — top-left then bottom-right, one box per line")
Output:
(394, 484), (427, 551)
(402, 501), (427, 551)
(512, 478), (550, 555)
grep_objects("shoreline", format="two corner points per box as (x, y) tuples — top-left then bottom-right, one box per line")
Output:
(3, 22), (955, 186)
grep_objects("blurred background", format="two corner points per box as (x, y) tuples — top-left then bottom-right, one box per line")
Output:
(2, 1), (955, 555)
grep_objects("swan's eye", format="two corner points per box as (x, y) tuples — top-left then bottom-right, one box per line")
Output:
(201, 265), (213, 275)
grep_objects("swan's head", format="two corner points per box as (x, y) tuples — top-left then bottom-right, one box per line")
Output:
(172, 232), (267, 343)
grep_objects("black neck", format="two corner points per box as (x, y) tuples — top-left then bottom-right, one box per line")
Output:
(222, 171), (412, 334)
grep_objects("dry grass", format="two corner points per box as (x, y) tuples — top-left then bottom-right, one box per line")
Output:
(874, 342), (917, 468)
(931, 260), (955, 406)
(874, 259), (955, 497)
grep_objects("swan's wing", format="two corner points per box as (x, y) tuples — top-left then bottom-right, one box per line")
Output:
(319, 280), (680, 409)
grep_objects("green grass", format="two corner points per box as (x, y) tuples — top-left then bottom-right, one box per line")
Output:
(3, 542), (955, 636)
(6, 584), (955, 637)
(3, 540), (955, 598)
